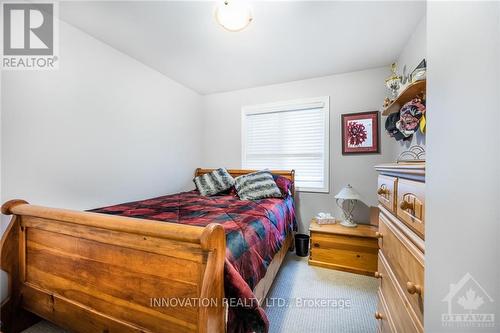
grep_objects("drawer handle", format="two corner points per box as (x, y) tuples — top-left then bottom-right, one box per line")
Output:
(406, 282), (423, 295)
(374, 312), (383, 320)
(313, 243), (320, 248)
(374, 272), (383, 279)
(377, 187), (389, 195)
(400, 200), (414, 211)
(375, 232), (383, 239)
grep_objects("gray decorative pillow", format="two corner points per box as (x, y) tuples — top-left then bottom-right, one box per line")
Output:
(235, 170), (282, 200)
(194, 168), (235, 196)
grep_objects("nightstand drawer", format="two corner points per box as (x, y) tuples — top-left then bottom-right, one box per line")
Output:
(310, 247), (378, 275)
(377, 175), (397, 213)
(397, 178), (425, 239)
(311, 232), (379, 252)
(310, 232), (378, 275)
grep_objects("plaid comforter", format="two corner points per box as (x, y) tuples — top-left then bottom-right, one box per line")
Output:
(91, 190), (296, 333)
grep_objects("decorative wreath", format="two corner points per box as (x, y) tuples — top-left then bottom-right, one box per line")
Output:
(347, 121), (368, 146)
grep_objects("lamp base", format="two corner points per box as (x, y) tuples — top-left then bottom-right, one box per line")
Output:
(339, 219), (358, 228)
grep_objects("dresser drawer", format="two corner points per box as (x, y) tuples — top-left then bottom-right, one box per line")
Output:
(377, 175), (397, 213)
(376, 289), (396, 333)
(378, 251), (422, 333)
(309, 232), (378, 275)
(397, 178), (425, 239)
(379, 213), (424, 325)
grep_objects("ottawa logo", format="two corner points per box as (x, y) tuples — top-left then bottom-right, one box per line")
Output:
(442, 272), (495, 328)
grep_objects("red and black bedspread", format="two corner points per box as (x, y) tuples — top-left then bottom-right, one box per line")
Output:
(90, 190), (297, 333)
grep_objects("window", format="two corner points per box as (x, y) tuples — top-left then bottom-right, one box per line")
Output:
(242, 97), (329, 192)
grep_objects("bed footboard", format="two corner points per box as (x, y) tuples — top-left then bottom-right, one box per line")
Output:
(0, 200), (226, 333)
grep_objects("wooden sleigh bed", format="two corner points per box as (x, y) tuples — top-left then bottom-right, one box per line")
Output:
(0, 169), (295, 333)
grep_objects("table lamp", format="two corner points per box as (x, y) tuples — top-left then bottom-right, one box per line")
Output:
(335, 184), (362, 228)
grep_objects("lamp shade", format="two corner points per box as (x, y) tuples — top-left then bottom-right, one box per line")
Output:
(334, 184), (362, 201)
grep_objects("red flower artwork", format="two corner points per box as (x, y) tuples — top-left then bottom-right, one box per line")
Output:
(342, 111), (379, 154)
(347, 121), (367, 146)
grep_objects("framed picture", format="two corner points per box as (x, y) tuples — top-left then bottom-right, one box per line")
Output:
(341, 111), (380, 154)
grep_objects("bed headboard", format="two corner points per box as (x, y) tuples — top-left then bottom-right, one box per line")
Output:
(195, 168), (295, 196)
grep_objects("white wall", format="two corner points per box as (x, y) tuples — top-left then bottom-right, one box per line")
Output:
(426, 2), (500, 331)
(395, 15), (427, 159)
(1, 21), (203, 233)
(398, 16), (427, 80)
(201, 68), (397, 232)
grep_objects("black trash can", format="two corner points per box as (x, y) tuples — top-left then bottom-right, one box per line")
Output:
(295, 234), (310, 257)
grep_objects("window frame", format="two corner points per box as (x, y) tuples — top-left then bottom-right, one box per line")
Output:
(241, 96), (330, 193)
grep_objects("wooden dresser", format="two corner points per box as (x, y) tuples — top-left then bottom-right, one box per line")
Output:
(374, 163), (425, 333)
(308, 220), (378, 276)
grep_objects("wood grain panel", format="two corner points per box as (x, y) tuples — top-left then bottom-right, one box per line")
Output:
(198, 223), (226, 333)
(308, 221), (378, 276)
(378, 205), (425, 254)
(376, 289), (396, 333)
(397, 178), (425, 239)
(310, 247), (377, 275)
(379, 213), (424, 324)
(27, 227), (201, 284)
(25, 244), (200, 306)
(309, 222), (378, 238)
(311, 232), (379, 253)
(377, 175), (397, 213)
(24, 272), (197, 333)
(25, 228), (200, 329)
(21, 284), (156, 333)
(10, 203), (207, 243)
(378, 252), (422, 333)
(22, 216), (205, 262)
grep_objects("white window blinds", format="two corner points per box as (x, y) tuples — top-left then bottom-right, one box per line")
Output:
(242, 97), (329, 192)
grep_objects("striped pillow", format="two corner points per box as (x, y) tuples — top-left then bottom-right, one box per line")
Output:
(235, 170), (282, 200)
(194, 168), (235, 196)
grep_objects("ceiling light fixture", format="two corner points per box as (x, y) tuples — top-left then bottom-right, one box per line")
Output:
(214, 0), (253, 32)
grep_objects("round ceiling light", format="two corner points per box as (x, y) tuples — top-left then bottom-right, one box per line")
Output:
(214, 1), (253, 32)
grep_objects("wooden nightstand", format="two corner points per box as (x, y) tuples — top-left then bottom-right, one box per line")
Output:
(308, 220), (378, 276)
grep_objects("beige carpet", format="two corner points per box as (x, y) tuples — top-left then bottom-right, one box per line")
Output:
(264, 253), (378, 333)
(23, 253), (378, 333)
